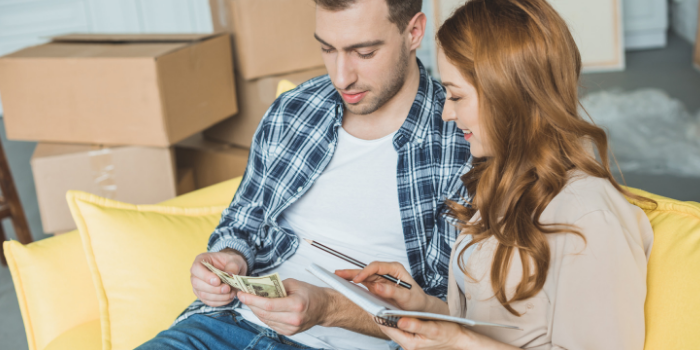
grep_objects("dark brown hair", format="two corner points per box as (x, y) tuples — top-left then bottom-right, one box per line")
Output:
(314, 0), (422, 33)
(438, 0), (655, 316)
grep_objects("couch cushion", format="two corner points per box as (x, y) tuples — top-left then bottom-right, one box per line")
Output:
(3, 177), (242, 350)
(159, 176), (242, 207)
(67, 191), (227, 350)
(626, 188), (700, 349)
(4, 233), (100, 350)
(43, 320), (101, 350)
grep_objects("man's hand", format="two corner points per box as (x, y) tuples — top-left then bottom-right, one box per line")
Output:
(190, 248), (248, 307)
(237, 279), (334, 336)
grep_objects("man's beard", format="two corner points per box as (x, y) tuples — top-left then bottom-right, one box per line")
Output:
(343, 45), (411, 116)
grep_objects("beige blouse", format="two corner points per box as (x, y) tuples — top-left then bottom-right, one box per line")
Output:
(447, 172), (654, 349)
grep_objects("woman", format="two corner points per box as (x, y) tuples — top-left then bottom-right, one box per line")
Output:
(336, 0), (655, 348)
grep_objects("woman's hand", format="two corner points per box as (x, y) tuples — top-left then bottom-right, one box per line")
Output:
(382, 317), (470, 350)
(382, 317), (518, 350)
(335, 261), (446, 314)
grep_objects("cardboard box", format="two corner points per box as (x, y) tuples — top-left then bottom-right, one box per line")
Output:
(31, 143), (179, 234)
(0, 34), (238, 147)
(203, 67), (328, 148)
(176, 134), (249, 189)
(176, 168), (197, 195)
(209, 0), (325, 80)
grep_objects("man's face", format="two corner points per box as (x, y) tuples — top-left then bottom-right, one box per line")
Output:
(315, 0), (412, 115)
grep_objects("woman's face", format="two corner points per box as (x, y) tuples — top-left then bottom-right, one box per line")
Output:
(437, 49), (491, 158)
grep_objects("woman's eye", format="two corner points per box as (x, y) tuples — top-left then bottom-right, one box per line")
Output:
(448, 97), (462, 102)
(358, 51), (376, 59)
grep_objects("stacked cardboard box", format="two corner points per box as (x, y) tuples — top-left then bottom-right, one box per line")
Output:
(0, 33), (238, 234)
(0, 0), (331, 234)
(204, 67), (328, 148)
(202, 0), (329, 148)
(177, 134), (249, 189)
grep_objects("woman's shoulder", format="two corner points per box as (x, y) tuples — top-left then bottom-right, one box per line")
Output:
(541, 171), (642, 226)
(542, 170), (654, 259)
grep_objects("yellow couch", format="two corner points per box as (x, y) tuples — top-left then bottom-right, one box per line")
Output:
(4, 177), (242, 350)
(4, 179), (700, 350)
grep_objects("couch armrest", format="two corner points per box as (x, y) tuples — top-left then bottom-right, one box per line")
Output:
(5, 233), (99, 350)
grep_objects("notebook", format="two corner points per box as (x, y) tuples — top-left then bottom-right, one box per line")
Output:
(306, 263), (521, 330)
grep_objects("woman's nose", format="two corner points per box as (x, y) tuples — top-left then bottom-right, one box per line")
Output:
(441, 106), (457, 122)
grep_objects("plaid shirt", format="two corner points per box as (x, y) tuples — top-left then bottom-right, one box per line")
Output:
(175, 60), (471, 325)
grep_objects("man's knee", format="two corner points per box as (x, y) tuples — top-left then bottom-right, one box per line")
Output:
(135, 313), (246, 350)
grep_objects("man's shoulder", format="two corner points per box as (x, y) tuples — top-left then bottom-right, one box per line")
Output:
(274, 74), (337, 110)
(428, 76), (446, 100)
(296, 74), (334, 93)
(261, 74), (337, 128)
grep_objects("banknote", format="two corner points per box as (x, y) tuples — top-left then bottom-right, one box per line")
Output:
(237, 274), (287, 298)
(201, 261), (243, 290)
(201, 261), (287, 298)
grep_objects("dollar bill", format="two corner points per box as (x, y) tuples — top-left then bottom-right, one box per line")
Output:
(201, 261), (287, 298)
(237, 274), (287, 298)
(201, 261), (243, 290)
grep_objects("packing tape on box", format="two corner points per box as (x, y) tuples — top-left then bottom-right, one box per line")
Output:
(88, 148), (117, 199)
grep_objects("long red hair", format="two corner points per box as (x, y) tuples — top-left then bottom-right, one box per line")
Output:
(438, 0), (654, 315)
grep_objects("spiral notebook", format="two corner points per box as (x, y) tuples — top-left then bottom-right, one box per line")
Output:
(306, 263), (521, 330)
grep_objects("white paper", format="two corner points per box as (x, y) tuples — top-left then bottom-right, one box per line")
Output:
(306, 263), (521, 330)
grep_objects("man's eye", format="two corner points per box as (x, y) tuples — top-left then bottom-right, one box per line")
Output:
(448, 97), (462, 102)
(321, 47), (334, 54)
(358, 51), (376, 59)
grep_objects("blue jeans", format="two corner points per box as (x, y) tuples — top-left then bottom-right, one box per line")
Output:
(135, 310), (322, 350)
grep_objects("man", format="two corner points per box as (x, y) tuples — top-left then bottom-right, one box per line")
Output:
(137, 0), (470, 349)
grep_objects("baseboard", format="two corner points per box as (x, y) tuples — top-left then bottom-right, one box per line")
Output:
(625, 30), (667, 50)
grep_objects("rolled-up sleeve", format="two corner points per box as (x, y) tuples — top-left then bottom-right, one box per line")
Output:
(550, 210), (649, 350)
(207, 117), (269, 269)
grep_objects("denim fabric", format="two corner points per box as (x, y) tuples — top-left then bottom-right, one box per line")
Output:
(136, 311), (323, 350)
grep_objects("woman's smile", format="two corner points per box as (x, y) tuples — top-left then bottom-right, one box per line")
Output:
(463, 129), (473, 141)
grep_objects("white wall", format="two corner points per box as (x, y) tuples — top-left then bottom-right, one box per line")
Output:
(433, 0), (625, 72)
(623, 0), (668, 50)
(550, 0), (625, 71)
(671, 0), (699, 44)
(0, 0), (214, 115)
(416, 0), (439, 77)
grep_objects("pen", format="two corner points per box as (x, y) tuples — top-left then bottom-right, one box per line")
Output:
(304, 239), (412, 290)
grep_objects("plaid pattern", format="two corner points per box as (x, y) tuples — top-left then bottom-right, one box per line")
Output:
(174, 60), (471, 325)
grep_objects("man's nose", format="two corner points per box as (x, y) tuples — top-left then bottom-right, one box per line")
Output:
(334, 53), (357, 90)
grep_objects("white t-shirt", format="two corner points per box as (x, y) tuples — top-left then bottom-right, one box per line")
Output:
(237, 127), (410, 350)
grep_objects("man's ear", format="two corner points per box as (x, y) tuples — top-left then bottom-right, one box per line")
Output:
(406, 12), (427, 51)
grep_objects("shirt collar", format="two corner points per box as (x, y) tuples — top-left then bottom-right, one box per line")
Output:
(394, 59), (435, 150)
(329, 59), (439, 149)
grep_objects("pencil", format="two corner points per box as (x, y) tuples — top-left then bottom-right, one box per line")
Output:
(303, 239), (412, 290)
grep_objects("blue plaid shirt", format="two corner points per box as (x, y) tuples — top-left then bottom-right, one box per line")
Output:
(175, 60), (471, 325)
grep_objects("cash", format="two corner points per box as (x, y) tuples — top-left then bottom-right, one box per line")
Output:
(201, 261), (287, 298)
